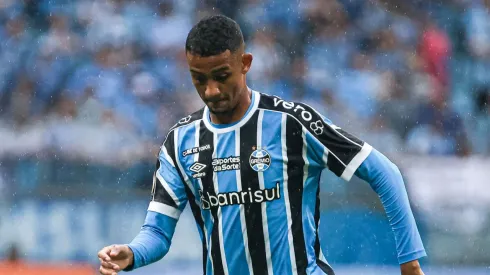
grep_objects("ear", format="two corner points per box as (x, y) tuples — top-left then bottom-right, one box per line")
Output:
(241, 53), (253, 74)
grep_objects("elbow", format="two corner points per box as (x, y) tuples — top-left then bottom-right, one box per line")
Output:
(370, 157), (405, 195)
(141, 223), (173, 247)
(377, 151), (404, 184)
(389, 162), (403, 182)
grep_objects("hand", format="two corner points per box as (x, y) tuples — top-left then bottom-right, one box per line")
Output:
(400, 259), (424, 275)
(98, 244), (134, 275)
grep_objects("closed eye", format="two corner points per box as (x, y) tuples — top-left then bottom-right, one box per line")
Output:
(214, 73), (230, 83)
(193, 75), (207, 85)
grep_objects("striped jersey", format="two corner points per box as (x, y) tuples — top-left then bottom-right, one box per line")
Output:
(150, 90), (373, 275)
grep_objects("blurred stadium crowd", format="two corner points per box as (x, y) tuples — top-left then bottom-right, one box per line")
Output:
(0, 0), (489, 193)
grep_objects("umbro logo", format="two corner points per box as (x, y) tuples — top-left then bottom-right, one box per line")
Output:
(190, 162), (206, 173)
(190, 162), (206, 179)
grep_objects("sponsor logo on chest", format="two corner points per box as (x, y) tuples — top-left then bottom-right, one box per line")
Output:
(212, 156), (240, 172)
(182, 144), (211, 157)
(188, 147), (274, 180)
(199, 182), (281, 210)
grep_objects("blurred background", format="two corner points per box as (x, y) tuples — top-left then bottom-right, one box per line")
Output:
(0, 0), (489, 274)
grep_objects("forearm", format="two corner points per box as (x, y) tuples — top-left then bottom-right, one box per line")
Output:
(355, 149), (426, 264)
(124, 211), (177, 270)
(401, 259), (424, 275)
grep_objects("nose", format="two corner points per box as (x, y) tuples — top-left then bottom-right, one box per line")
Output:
(205, 80), (221, 100)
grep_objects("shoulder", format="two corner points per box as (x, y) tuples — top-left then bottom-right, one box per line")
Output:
(169, 107), (205, 132)
(258, 92), (328, 130)
(161, 107), (204, 148)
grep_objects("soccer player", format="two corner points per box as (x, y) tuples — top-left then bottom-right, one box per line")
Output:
(98, 15), (426, 275)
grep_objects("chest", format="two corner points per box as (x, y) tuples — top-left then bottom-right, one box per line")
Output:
(178, 125), (306, 193)
(180, 142), (284, 190)
(174, 116), (311, 210)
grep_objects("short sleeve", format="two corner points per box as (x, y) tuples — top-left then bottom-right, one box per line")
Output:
(304, 112), (372, 181)
(149, 131), (188, 220)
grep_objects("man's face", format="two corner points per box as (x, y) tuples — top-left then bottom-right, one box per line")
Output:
(186, 50), (251, 115)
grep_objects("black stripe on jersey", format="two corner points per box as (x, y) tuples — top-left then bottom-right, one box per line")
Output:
(323, 128), (363, 178)
(313, 181), (335, 275)
(163, 128), (208, 275)
(239, 111), (268, 275)
(258, 93), (364, 177)
(152, 160), (178, 208)
(198, 121), (225, 275)
(184, 184), (208, 275)
(188, 191), (208, 275)
(152, 131), (179, 207)
(314, 178), (321, 260)
(163, 128), (176, 160)
(182, 174), (208, 275)
(317, 260), (335, 275)
(286, 115), (308, 275)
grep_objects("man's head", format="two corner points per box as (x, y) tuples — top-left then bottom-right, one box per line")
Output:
(185, 15), (253, 115)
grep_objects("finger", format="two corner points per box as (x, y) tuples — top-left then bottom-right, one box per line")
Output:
(109, 245), (120, 257)
(99, 266), (117, 275)
(98, 246), (112, 262)
(100, 260), (120, 271)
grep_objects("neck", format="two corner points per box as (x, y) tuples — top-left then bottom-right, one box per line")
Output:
(210, 87), (251, 125)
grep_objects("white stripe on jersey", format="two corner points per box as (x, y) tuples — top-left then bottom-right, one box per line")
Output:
(161, 145), (176, 167)
(302, 127), (309, 187)
(340, 142), (373, 181)
(155, 170), (181, 207)
(148, 201), (181, 219)
(281, 113), (298, 275)
(213, 132), (229, 275)
(322, 147), (329, 169)
(298, 124), (349, 171)
(302, 123), (313, 274)
(235, 129), (254, 275)
(317, 220), (328, 263)
(257, 109), (274, 275)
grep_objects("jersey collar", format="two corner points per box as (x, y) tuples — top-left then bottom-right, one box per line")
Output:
(202, 89), (260, 134)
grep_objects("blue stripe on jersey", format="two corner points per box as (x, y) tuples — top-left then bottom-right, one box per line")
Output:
(303, 131), (325, 274)
(176, 122), (214, 274)
(302, 128), (328, 168)
(304, 130), (324, 168)
(157, 149), (188, 212)
(215, 131), (250, 275)
(261, 110), (293, 275)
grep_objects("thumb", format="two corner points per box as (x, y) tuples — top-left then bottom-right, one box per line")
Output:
(109, 245), (121, 257)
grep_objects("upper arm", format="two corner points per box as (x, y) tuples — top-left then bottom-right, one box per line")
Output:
(291, 103), (372, 181)
(354, 148), (401, 189)
(150, 130), (188, 220)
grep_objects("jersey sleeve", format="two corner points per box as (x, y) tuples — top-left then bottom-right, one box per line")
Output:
(355, 149), (427, 264)
(302, 107), (372, 181)
(149, 130), (188, 220)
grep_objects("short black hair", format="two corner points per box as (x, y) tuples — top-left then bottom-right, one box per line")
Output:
(185, 15), (244, 57)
